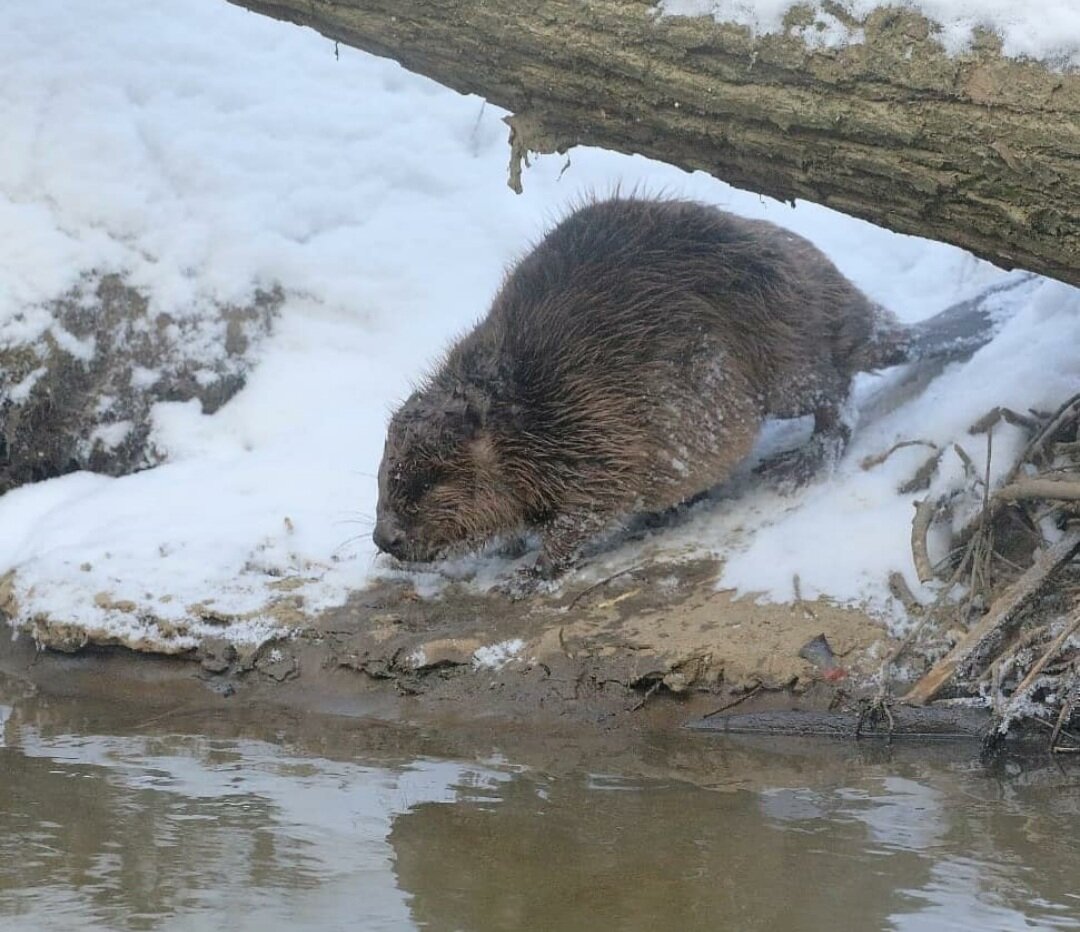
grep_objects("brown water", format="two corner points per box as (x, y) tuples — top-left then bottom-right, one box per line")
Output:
(1, 676), (1079, 932)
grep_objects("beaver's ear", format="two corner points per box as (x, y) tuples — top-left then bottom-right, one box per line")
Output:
(468, 432), (499, 472)
(442, 389), (484, 434)
(460, 388), (493, 433)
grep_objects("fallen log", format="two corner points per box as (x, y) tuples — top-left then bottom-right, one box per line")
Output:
(688, 704), (990, 740)
(226, 0), (1080, 285)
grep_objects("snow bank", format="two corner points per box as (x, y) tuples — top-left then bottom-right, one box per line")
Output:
(658, 1), (1080, 67)
(0, 0), (1077, 650)
(708, 276), (1080, 615)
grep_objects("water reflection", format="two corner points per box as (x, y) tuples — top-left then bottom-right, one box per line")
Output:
(1, 682), (1078, 932)
(1, 707), (507, 930)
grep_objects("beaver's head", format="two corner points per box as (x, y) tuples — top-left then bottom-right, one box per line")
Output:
(373, 386), (524, 563)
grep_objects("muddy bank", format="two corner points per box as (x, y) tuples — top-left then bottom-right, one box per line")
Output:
(2, 556), (902, 735)
(0, 653), (1022, 799)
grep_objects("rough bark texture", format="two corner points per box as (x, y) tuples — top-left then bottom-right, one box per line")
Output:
(226, 0), (1079, 286)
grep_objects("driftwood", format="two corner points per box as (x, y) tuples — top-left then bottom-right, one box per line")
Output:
(995, 479), (1080, 503)
(225, 0), (1080, 286)
(688, 704), (990, 740)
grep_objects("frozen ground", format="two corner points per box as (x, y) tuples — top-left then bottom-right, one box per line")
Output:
(1, 0), (1078, 650)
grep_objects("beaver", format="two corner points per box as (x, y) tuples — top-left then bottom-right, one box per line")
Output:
(373, 196), (1010, 583)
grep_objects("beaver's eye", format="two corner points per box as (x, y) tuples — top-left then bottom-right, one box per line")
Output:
(403, 472), (438, 503)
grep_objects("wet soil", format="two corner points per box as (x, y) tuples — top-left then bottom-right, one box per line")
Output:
(3, 557), (895, 737)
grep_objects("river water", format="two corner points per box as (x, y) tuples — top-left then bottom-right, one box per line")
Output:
(1, 675), (1078, 932)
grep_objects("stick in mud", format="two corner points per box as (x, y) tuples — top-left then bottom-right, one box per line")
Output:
(701, 683), (764, 719)
(564, 565), (643, 611)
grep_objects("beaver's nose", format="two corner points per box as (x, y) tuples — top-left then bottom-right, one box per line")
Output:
(373, 521), (406, 558)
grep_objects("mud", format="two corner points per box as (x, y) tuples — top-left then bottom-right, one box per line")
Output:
(2, 556), (897, 735)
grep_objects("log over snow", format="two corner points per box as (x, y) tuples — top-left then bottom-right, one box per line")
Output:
(225, 1), (1080, 286)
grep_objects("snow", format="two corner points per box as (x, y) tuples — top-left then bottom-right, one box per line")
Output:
(473, 639), (527, 670)
(0, 0), (1078, 650)
(658, 0), (1080, 67)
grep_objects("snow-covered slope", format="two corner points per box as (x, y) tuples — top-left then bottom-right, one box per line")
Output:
(1, 0), (1077, 650)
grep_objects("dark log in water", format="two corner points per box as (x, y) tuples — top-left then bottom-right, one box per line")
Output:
(688, 704), (991, 740)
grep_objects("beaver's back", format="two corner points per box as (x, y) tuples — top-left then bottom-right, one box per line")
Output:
(476, 198), (891, 425)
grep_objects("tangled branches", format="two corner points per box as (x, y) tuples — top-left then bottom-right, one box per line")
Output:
(866, 393), (1080, 753)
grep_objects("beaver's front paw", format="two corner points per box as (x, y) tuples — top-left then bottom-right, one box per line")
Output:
(492, 565), (551, 601)
(753, 446), (819, 493)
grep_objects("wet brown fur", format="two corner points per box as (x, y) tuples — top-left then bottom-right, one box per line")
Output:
(375, 196), (912, 575)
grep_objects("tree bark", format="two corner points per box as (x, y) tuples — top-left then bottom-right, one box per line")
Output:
(227, 0), (1079, 286)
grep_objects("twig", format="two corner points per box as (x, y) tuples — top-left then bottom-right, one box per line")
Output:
(1027, 714), (1080, 747)
(978, 625), (1048, 686)
(969, 406), (1040, 435)
(702, 683), (763, 718)
(964, 430), (995, 617)
(952, 443), (981, 483)
(1050, 670), (1077, 749)
(630, 679), (662, 712)
(1014, 393), (1080, 472)
(955, 394), (1080, 545)
(888, 571), (924, 616)
(860, 439), (938, 471)
(911, 498), (938, 583)
(565, 565), (642, 610)
(898, 449), (944, 494)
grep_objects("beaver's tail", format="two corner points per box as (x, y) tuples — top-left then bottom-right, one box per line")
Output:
(861, 272), (1036, 372)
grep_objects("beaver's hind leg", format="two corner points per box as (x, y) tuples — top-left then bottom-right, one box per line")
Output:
(754, 401), (854, 489)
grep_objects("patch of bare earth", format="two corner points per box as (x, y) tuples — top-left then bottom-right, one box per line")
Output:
(226, 557), (892, 728)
